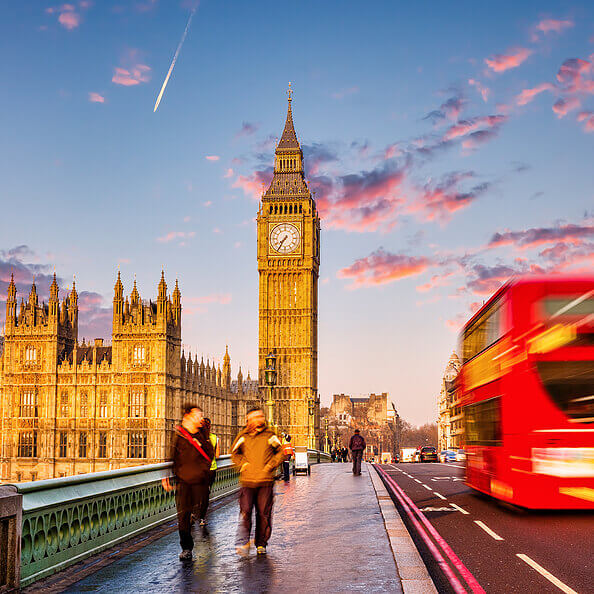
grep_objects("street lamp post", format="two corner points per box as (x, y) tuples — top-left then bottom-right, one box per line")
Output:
(307, 396), (316, 450)
(324, 417), (329, 453)
(264, 352), (277, 430)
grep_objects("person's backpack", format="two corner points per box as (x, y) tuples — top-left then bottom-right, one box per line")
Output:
(351, 434), (365, 450)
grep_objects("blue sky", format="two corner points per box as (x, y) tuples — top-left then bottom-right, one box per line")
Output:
(1, 1), (593, 424)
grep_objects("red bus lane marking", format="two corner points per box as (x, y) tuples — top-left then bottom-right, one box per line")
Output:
(377, 466), (485, 594)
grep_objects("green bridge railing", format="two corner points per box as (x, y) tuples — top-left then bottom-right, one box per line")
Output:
(4, 450), (330, 588)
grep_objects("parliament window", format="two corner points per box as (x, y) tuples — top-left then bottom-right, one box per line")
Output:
(127, 432), (147, 459)
(58, 432), (68, 457)
(99, 391), (108, 418)
(60, 392), (69, 417)
(133, 345), (146, 364)
(80, 392), (88, 417)
(129, 391), (145, 418)
(98, 432), (107, 458)
(25, 346), (37, 363)
(79, 432), (88, 458)
(20, 392), (37, 418)
(18, 432), (37, 457)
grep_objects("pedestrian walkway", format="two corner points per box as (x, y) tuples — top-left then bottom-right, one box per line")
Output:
(44, 463), (432, 593)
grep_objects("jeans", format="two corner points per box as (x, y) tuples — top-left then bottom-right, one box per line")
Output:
(198, 469), (217, 520)
(237, 484), (274, 547)
(352, 450), (363, 475)
(176, 481), (209, 551)
(282, 460), (291, 481)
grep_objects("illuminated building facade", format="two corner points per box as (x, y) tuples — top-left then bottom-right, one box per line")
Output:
(257, 89), (321, 447)
(0, 272), (258, 482)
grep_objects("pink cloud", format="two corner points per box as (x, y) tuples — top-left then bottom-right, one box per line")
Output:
(232, 170), (273, 201)
(234, 122), (258, 139)
(224, 168), (234, 178)
(577, 111), (594, 132)
(411, 173), (491, 222)
(468, 79), (490, 102)
(515, 83), (554, 106)
(442, 115), (507, 141)
(556, 58), (593, 93)
(112, 64), (151, 86)
(205, 155), (220, 161)
(416, 271), (455, 293)
(488, 222), (594, 250)
(316, 163), (407, 233)
(552, 96), (581, 117)
(156, 230), (196, 243)
(337, 249), (431, 289)
(46, 4), (87, 30)
(485, 47), (532, 73)
(88, 92), (105, 103)
(531, 18), (574, 41)
(59, 10), (80, 29)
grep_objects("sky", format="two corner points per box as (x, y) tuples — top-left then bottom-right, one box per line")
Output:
(1, 0), (593, 426)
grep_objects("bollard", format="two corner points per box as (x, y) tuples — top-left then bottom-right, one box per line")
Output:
(0, 486), (22, 593)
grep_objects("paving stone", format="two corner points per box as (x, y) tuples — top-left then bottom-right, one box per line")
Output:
(61, 463), (403, 594)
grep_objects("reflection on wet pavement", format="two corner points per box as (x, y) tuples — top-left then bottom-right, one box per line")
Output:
(65, 463), (402, 593)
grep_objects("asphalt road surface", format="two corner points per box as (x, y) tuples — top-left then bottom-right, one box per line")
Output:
(378, 463), (593, 594)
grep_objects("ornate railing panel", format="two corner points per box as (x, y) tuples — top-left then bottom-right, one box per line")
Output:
(14, 456), (237, 587)
(11, 451), (329, 587)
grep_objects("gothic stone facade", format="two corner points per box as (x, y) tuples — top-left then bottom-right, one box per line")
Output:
(437, 351), (462, 451)
(330, 393), (390, 426)
(257, 92), (321, 447)
(0, 272), (258, 482)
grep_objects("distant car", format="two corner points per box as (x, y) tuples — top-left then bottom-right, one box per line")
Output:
(439, 450), (456, 463)
(456, 449), (466, 462)
(415, 446), (438, 462)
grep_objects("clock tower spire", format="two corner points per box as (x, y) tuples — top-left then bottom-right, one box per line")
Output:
(257, 86), (321, 447)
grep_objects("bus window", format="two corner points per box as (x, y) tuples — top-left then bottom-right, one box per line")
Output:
(536, 361), (594, 423)
(462, 300), (503, 362)
(542, 295), (594, 319)
(464, 396), (502, 446)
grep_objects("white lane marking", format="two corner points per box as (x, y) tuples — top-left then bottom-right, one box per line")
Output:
(442, 463), (465, 468)
(450, 503), (469, 515)
(414, 479), (422, 483)
(422, 484), (432, 491)
(474, 520), (504, 541)
(517, 554), (578, 594)
(434, 492), (446, 500)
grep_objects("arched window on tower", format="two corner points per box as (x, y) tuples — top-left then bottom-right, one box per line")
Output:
(289, 204), (292, 214)
(299, 204), (302, 213)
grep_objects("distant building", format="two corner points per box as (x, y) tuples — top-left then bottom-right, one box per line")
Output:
(0, 272), (258, 482)
(330, 393), (390, 425)
(437, 351), (462, 451)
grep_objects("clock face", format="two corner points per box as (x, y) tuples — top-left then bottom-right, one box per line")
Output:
(270, 223), (300, 254)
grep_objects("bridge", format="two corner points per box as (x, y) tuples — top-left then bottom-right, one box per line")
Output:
(1, 459), (591, 593)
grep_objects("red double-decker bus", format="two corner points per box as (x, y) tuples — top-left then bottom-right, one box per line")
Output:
(458, 276), (594, 509)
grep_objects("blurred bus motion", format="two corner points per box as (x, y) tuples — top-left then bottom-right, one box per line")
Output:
(458, 276), (594, 509)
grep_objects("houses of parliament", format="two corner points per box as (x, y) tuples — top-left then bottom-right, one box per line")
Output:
(0, 272), (259, 482)
(0, 89), (320, 481)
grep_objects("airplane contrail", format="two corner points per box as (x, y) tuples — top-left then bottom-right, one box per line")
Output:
(153, 7), (197, 113)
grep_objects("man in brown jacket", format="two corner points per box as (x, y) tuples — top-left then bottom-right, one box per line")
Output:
(231, 407), (284, 556)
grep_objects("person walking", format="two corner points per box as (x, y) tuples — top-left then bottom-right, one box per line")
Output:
(163, 404), (214, 561)
(349, 429), (366, 476)
(198, 417), (220, 526)
(342, 446), (348, 463)
(231, 407), (284, 556)
(281, 434), (294, 481)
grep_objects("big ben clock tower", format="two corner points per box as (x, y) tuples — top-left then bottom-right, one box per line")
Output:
(257, 86), (320, 447)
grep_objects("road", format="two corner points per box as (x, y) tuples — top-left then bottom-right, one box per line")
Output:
(377, 463), (593, 594)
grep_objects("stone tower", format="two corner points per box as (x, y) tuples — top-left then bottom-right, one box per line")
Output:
(256, 87), (321, 446)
